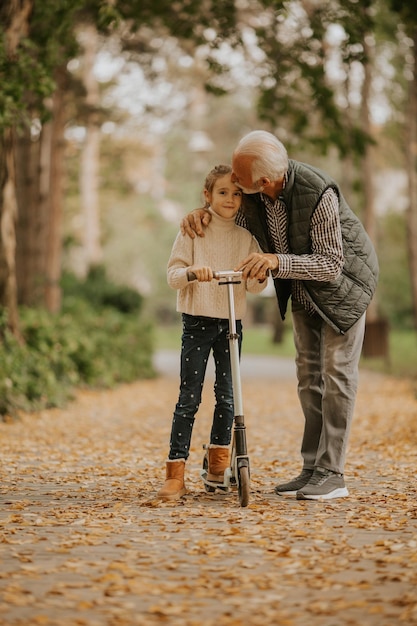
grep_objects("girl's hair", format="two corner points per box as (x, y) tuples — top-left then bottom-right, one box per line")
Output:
(234, 130), (288, 181)
(204, 164), (232, 195)
(203, 164), (232, 208)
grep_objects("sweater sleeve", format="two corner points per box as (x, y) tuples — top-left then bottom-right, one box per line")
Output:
(167, 231), (193, 290)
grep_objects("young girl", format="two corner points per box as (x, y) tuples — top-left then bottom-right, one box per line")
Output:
(157, 164), (266, 500)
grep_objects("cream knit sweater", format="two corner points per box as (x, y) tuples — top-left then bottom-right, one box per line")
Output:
(167, 209), (266, 319)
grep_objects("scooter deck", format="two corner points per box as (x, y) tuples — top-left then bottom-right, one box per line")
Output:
(200, 467), (234, 492)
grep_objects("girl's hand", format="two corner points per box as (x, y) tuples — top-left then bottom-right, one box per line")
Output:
(187, 266), (214, 282)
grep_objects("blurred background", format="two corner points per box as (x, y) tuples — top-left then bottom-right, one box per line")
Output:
(1, 0), (416, 414)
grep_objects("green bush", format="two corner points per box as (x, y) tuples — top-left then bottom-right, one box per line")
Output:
(58, 300), (155, 386)
(0, 272), (155, 417)
(0, 311), (75, 416)
(61, 266), (143, 314)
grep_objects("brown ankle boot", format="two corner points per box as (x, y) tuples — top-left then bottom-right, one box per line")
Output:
(157, 459), (187, 500)
(207, 445), (229, 482)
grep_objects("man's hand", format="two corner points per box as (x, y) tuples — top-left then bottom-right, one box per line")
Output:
(180, 209), (211, 238)
(235, 253), (279, 280)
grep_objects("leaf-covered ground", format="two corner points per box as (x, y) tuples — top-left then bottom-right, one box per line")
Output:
(1, 354), (417, 625)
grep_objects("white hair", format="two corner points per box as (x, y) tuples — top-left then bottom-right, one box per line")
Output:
(234, 130), (288, 181)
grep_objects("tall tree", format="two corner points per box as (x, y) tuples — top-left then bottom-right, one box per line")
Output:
(0, 0), (33, 337)
(78, 24), (102, 276)
(2, 0), (242, 320)
(389, 0), (417, 329)
(13, 1), (83, 311)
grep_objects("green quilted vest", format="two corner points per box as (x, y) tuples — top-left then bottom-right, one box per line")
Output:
(240, 160), (379, 333)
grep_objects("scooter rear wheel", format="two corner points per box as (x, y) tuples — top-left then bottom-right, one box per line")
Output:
(238, 465), (250, 507)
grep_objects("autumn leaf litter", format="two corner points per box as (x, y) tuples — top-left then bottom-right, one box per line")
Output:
(0, 363), (417, 625)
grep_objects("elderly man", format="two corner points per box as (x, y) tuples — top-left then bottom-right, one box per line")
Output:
(181, 130), (379, 500)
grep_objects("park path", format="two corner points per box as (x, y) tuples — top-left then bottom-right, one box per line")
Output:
(0, 351), (417, 625)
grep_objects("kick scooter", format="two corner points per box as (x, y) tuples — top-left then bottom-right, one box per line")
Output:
(199, 270), (251, 507)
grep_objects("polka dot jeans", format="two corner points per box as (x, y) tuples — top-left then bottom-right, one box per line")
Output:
(168, 313), (242, 460)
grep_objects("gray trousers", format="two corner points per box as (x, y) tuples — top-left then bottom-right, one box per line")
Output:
(292, 304), (366, 475)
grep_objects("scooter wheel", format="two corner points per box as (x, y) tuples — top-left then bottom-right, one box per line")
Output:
(202, 454), (216, 492)
(238, 465), (250, 507)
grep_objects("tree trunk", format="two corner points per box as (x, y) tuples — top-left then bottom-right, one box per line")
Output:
(44, 67), (68, 313)
(361, 33), (378, 323)
(406, 28), (417, 331)
(0, 129), (22, 339)
(0, 0), (33, 338)
(81, 123), (102, 273)
(15, 67), (69, 312)
(1, 0), (32, 52)
(15, 128), (45, 305)
(79, 24), (102, 275)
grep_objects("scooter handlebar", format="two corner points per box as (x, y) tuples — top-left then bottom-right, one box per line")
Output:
(187, 269), (243, 282)
(214, 270), (243, 281)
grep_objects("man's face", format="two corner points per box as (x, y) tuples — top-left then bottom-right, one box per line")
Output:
(231, 154), (262, 195)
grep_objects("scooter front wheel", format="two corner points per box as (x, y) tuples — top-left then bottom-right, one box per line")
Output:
(202, 454), (216, 493)
(238, 464), (250, 507)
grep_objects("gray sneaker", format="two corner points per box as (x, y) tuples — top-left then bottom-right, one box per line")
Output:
(274, 469), (314, 496)
(296, 467), (349, 500)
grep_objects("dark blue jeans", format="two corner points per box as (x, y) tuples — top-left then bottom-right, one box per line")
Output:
(169, 313), (242, 460)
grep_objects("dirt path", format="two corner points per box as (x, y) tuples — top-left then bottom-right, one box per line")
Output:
(1, 354), (417, 625)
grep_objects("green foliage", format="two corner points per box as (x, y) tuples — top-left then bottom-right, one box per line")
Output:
(57, 303), (154, 386)
(389, 0), (417, 32)
(0, 0), (242, 132)
(117, 0), (238, 43)
(0, 0), (80, 131)
(61, 266), (143, 314)
(361, 327), (417, 379)
(256, 0), (375, 157)
(0, 0), (121, 133)
(0, 36), (55, 129)
(0, 308), (76, 416)
(377, 211), (413, 327)
(0, 270), (155, 417)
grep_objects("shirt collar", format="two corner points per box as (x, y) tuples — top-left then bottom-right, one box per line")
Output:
(260, 171), (288, 207)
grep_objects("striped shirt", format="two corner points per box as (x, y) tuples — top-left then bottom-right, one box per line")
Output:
(236, 175), (344, 314)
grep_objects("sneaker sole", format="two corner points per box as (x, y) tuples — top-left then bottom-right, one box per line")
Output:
(274, 489), (297, 496)
(296, 487), (349, 501)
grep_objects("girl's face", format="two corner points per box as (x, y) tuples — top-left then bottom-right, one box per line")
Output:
(204, 174), (242, 219)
